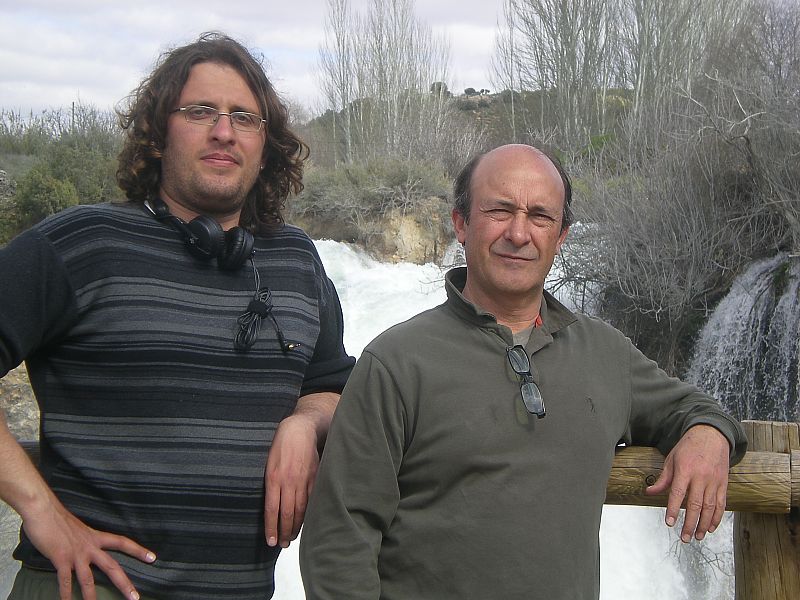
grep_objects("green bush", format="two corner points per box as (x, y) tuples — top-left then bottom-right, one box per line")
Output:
(295, 157), (449, 219)
(42, 138), (119, 204)
(288, 157), (451, 250)
(0, 103), (123, 240)
(14, 164), (80, 229)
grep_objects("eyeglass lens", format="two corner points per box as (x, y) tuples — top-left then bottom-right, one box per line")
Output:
(178, 105), (264, 133)
(507, 345), (546, 418)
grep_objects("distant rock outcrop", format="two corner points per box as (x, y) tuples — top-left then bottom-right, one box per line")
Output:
(1, 365), (34, 595)
(0, 170), (15, 200)
(1, 366), (38, 440)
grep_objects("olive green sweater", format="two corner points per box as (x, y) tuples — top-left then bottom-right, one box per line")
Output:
(300, 268), (747, 600)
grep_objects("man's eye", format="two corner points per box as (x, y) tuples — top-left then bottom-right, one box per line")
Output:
(188, 107), (214, 119)
(232, 113), (253, 125)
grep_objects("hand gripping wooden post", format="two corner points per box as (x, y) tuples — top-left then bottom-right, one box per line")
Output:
(605, 420), (800, 600)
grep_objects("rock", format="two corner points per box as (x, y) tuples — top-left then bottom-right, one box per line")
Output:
(292, 195), (454, 265)
(0, 170), (15, 200)
(381, 206), (449, 264)
(0, 366), (38, 440)
(0, 365), (33, 592)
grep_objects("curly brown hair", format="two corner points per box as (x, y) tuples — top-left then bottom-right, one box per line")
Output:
(116, 31), (309, 233)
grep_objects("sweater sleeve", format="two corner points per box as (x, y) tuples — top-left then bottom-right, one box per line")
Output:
(623, 339), (747, 465)
(300, 265), (355, 396)
(300, 350), (405, 600)
(0, 228), (77, 376)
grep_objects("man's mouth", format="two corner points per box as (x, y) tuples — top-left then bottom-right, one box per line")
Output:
(202, 152), (239, 167)
(496, 252), (534, 262)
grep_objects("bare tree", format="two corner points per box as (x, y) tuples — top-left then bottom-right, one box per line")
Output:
(317, 0), (482, 169)
(685, 0), (800, 252)
(492, 0), (619, 146)
(616, 0), (748, 140)
(319, 0), (356, 163)
(491, 0), (519, 142)
(556, 0), (800, 370)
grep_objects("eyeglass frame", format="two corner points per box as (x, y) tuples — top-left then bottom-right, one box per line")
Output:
(172, 104), (267, 134)
(506, 345), (546, 418)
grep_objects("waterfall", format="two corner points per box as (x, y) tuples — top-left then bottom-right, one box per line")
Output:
(687, 253), (800, 422)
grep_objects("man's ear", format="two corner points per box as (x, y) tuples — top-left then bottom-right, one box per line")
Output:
(452, 208), (467, 244)
(556, 226), (569, 253)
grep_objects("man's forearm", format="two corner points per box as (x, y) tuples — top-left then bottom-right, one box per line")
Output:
(0, 413), (53, 521)
(292, 392), (340, 450)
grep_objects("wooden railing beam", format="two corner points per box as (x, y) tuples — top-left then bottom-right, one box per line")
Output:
(606, 446), (795, 513)
(17, 437), (800, 514)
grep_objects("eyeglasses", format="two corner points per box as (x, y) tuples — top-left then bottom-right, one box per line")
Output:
(172, 104), (266, 134)
(506, 345), (546, 418)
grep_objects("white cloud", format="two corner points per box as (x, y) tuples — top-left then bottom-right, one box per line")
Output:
(438, 23), (498, 95)
(0, 0), (505, 114)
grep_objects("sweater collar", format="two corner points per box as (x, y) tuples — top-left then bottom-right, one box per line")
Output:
(444, 267), (578, 338)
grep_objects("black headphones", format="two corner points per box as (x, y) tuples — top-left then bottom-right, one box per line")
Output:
(146, 198), (254, 270)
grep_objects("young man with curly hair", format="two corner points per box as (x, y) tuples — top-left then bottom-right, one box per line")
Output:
(0, 32), (354, 600)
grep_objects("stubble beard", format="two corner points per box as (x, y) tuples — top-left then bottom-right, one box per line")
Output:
(161, 157), (258, 221)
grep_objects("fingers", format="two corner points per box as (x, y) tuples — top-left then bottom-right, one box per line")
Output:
(664, 473), (686, 530)
(57, 569), (73, 600)
(709, 486), (727, 533)
(279, 487), (297, 547)
(95, 531), (157, 565)
(644, 457), (673, 497)
(666, 475), (727, 543)
(291, 486), (309, 541)
(265, 478), (281, 547)
(266, 473), (313, 547)
(649, 426), (731, 542)
(93, 536), (158, 600)
(52, 531), (155, 600)
(75, 562), (98, 600)
(264, 415), (320, 548)
(677, 482), (701, 542)
(269, 486), (307, 548)
(690, 485), (727, 540)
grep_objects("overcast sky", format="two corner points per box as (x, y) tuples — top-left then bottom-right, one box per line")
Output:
(0, 0), (505, 117)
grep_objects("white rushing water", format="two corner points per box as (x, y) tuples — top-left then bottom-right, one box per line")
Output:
(688, 253), (800, 423)
(271, 240), (734, 600)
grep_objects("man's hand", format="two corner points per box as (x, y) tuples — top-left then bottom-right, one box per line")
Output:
(264, 414), (319, 548)
(22, 491), (156, 600)
(645, 424), (731, 542)
(264, 392), (339, 548)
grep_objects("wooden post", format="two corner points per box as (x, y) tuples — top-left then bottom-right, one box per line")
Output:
(735, 420), (800, 600)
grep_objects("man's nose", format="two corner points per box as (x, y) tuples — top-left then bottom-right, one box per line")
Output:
(505, 212), (530, 245)
(210, 113), (236, 140)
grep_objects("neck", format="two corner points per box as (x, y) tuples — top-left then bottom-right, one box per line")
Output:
(461, 283), (544, 333)
(157, 190), (242, 231)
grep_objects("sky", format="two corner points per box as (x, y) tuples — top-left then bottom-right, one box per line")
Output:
(0, 0), (506, 118)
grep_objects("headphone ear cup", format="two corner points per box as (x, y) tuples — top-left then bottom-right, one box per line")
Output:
(219, 227), (254, 270)
(185, 215), (225, 260)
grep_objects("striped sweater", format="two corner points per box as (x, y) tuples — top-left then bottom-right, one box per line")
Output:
(0, 202), (354, 599)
